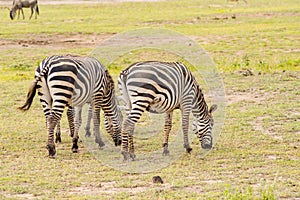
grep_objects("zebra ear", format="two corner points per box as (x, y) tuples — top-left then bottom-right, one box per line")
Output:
(209, 104), (217, 114)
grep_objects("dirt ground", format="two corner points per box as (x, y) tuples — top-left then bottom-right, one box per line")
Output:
(0, 33), (114, 50)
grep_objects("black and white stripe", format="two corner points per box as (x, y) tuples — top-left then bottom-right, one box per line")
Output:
(19, 55), (122, 156)
(118, 61), (217, 160)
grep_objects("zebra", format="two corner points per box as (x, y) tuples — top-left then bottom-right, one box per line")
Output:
(118, 61), (217, 160)
(19, 55), (122, 157)
(10, 0), (39, 20)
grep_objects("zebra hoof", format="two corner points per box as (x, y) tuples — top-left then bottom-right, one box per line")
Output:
(163, 149), (170, 156)
(130, 152), (136, 161)
(72, 143), (79, 153)
(46, 144), (56, 157)
(121, 151), (130, 161)
(85, 130), (91, 137)
(55, 136), (62, 143)
(72, 148), (78, 153)
(186, 147), (193, 153)
(114, 139), (122, 146)
(97, 141), (105, 148)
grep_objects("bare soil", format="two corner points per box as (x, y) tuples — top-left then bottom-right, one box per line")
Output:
(0, 33), (114, 50)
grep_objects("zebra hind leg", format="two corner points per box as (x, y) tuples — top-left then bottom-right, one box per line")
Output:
(121, 131), (133, 161)
(128, 134), (135, 160)
(46, 114), (59, 157)
(67, 108), (74, 137)
(55, 121), (62, 143)
(121, 115), (138, 161)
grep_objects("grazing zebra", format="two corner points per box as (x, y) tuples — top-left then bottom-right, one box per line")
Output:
(10, 0), (39, 20)
(19, 55), (122, 157)
(118, 61), (217, 160)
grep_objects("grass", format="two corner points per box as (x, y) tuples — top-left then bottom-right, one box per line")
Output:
(0, 0), (299, 199)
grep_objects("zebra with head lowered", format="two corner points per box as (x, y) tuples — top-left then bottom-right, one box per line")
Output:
(19, 55), (122, 157)
(118, 61), (217, 160)
(10, 0), (39, 20)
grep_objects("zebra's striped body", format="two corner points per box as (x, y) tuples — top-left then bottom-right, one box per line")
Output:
(19, 55), (122, 156)
(118, 61), (217, 160)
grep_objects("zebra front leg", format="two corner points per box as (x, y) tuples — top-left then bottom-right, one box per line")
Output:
(72, 107), (82, 153)
(93, 108), (105, 148)
(181, 109), (192, 153)
(16, 9), (20, 19)
(55, 121), (62, 143)
(163, 112), (173, 156)
(85, 105), (92, 137)
(29, 7), (33, 19)
(21, 8), (25, 20)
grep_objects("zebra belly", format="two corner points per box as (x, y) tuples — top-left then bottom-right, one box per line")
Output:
(147, 96), (178, 114)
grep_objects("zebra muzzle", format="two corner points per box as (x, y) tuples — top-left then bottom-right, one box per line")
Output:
(201, 142), (212, 149)
(201, 134), (213, 149)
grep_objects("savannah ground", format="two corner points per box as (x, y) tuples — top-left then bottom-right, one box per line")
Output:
(0, 0), (299, 199)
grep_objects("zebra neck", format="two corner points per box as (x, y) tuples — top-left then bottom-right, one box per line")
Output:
(192, 84), (209, 120)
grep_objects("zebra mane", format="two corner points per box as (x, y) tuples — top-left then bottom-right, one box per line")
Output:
(191, 74), (209, 117)
(104, 69), (115, 92)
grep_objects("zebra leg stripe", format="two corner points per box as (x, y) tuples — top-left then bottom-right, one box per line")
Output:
(128, 135), (135, 160)
(163, 112), (173, 156)
(46, 113), (61, 157)
(181, 106), (192, 153)
(67, 108), (75, 137)
(85, 105), (92, 137)
(55, 121), (62, 143)
(93, 107), (105, 148)
(121, 115), (138, 161)
(72, 107), (82, 153)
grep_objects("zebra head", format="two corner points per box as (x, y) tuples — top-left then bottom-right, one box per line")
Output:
(192, 104), (217, 149)
(10, 9), (16, 20)
(104, 115), (122, 146)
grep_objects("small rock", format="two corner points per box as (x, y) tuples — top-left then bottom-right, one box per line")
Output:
(153, 176), (163, 184)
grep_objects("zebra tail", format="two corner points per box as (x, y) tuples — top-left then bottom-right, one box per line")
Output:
(18, 79), (38, 111)
(119, 72), (131, 110)
(36, 5), (39, 15)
